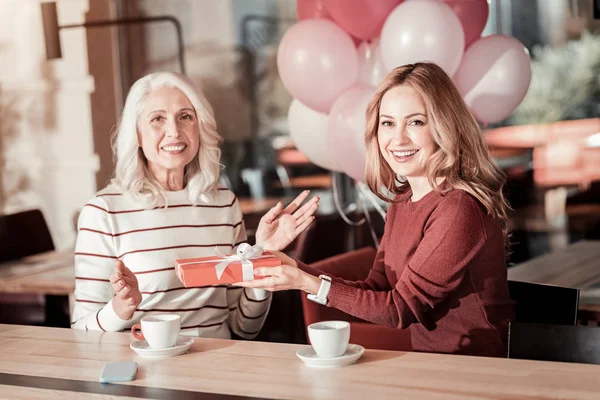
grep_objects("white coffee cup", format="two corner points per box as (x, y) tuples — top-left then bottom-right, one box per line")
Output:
(131, 314), (181, 349)
(307, 320), (350, 358)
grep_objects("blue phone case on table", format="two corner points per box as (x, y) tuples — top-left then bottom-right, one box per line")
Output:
(99, 361), (138, 383)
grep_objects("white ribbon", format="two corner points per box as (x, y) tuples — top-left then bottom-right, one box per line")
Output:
(214, 243), (264, 281)
(177, 243), (270, 282)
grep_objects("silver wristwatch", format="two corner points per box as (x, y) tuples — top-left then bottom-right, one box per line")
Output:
(307, 274), (332, 305)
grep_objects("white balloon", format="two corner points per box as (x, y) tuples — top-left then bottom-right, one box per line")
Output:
(327, 86), (376, 182)
(380, 0), (464, 76)
(287, 99), (341, 172)
(357, 39), (386, 87)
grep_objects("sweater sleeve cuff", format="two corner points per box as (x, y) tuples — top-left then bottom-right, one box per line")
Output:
(297, 260), (321, 277)
(326, 281), (357, 310)
(244, 287), (271, 301)
(97, 299), (132, 332)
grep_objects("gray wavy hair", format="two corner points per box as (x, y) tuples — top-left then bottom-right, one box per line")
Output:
(111, 72), (222, 207)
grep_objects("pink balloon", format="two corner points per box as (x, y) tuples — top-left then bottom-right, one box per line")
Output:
(443, 0), (490, 47)
(288, 99), (341, 172)
(380, 0), (465, 76)
(327, 86), (376, 182)
(324, 0), (402, 41)
(454, 35), (531, 124)
(297, 0), (330, 20)
(277, 20), (358, 113)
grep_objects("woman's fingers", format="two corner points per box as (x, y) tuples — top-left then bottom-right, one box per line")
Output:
(111, 278), (125, 292)
(116, 284), (131, 300)
(233, 276), (289, 291)
(292, 196), (319, 221)
(232, 265), (301, 292)
(253, 266), (283, 277)
(283, 190), (310, 215)
(295, 216), (315, 235)
(109, 273), (120, 285)
(260, 201), (283, 224)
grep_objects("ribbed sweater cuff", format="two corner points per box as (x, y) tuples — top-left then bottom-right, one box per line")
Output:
(244, 287), (271, 301)
(326, 281), (357, 311)
(97, 299), (132, 332)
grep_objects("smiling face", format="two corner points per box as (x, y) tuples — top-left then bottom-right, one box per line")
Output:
(377, 84), (437, 178)
(137, 87), (200, 181)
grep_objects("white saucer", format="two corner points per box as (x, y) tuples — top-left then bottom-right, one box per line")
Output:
(130, 336), (194, 359)
(296, 344), (365, 368)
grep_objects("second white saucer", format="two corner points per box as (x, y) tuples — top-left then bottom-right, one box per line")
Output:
(130, 336), (194, 359)
(296, 344), (365, 368)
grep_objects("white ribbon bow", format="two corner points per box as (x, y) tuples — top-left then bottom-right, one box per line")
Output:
(214, 243), (264, 281)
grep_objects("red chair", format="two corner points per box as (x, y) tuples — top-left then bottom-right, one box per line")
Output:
(300, 247), (412, 351)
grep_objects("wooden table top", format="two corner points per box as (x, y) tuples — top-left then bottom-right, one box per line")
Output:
(238, 197), (286, 215)
(273, 175), (332, 189)
(489, 147), (532, 170)
(508, 240), (600, 289)
(508, 240), (600, 306)
(0, 251), (75, 295)
(0, 324), (599, 399)
(510, 204), (600, 233)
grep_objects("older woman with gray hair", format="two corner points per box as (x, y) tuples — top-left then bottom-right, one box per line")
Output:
(71, 72), (318, 339)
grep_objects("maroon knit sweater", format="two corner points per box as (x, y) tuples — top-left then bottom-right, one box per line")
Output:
(299, 186), (514, 357)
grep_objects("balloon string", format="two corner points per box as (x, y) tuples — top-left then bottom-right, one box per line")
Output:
(358, 188), (380, 249)
(356, 181), (387, 220)
(332, 172), (365, 226)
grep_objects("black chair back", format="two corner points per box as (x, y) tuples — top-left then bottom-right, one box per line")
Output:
(508, 322), (600, 364)
(0, 209), (56, 326)
(508, 280), (579, 326)
(0, 209), (55, 263)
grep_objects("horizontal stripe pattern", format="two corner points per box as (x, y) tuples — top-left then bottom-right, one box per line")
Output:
(75, 299), (107, 304)
(75, 276), (110, 282)
(71, 184), (271, 339)
(74, 252), (117, 260)
(79, 221), (243, 237)
(75, 241), (247, 262)
(137, 305), (229, 313)
(94, 187), (230, 198)
(83, 198), (237, 215)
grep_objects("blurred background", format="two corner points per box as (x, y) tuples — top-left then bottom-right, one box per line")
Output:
(1, 0), (599, 343)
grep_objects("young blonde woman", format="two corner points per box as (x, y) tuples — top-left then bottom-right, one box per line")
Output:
(239, 63), (514, 357)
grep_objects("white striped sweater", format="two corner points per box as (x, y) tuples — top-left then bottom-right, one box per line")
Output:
(71, 185), (272, 339)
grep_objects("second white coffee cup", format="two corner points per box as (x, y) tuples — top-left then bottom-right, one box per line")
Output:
(131, 314), (181, 349)
(307, 320), (350, 358)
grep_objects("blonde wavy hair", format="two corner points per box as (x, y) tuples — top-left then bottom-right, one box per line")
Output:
(111, 72), (222, 207)
(365, 62), (511, 237)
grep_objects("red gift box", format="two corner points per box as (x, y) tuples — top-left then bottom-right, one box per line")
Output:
(175, 248), (280, 287)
